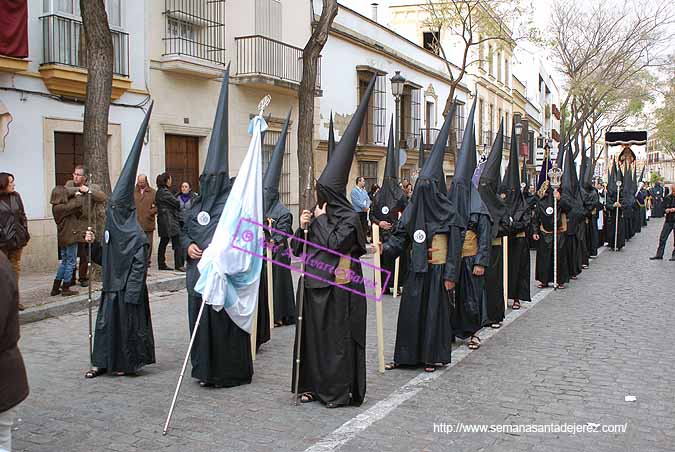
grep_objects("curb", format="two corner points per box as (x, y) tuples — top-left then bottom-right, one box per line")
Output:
(19, 275), (186, 325)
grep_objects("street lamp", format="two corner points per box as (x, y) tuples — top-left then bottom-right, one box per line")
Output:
(514, 120), (523, 157)
(390, 71), (406, 169)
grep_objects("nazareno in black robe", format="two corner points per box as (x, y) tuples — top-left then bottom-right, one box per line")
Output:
(290, 207), (367, 407)
(92, 104), (155, 375)
(605, 190), (628, 251)
(485, 215), (509, 325)
(383, 178), (455, 368)
(183, 69), (253, 388)
(534, 188), (572, 286)
(508, 194), (533, 302)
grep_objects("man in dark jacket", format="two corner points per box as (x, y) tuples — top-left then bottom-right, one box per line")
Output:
(65, 165), (107, 287)
(650, 185), (675, 261)
(0, 251), (29, 451)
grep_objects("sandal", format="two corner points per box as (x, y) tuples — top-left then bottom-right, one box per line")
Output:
(384, 362), (399, 370)
(300, 392), (316, 403)
(424, 366), (436, 372)
(537, 283), (548, 288)
(84, 368), (106, 379)
(490, 323), (502, 329)
(199, 381), (213, 388)
(557, 284), (565, 289)
(274, 321), (283, 327)
(468, 336), (481, 350)
(512, 300), (521, 310)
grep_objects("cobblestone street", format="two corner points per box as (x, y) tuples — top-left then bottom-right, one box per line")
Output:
(12, 219), (675, 452)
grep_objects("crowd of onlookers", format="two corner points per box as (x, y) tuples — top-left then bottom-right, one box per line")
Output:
(0, 166), (199, 305)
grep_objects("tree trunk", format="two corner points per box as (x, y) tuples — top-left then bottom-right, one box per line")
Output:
(444, 83), (458, 158)
(297, 0), (338, 213)
(80, 0), (113, 195)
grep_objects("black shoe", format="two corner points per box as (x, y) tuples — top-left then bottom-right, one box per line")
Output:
(50, 279), (62, 296)
(80, 279), (89, 288)
(649, 256), (663, 260)
(176, 266), (186, 272)
(158, 265), (174, 271)
(669, 257), (675, 261)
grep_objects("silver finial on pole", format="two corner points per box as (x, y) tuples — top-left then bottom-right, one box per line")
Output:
(548, 164), (563, 289)
(258, 95), (271, 117)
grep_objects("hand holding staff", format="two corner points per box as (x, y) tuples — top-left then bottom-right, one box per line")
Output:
(266, 218), (275, 330)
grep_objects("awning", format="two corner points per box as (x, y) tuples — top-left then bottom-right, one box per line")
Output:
(605, 131), (648, 146)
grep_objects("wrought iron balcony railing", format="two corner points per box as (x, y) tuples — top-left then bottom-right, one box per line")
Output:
(41, 14), (129, 77)
(235, 35), (321, 89)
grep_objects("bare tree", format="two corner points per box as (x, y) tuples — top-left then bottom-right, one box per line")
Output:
(298, 0), (338, 212)
(550, 0), (674, 158)
(80, 0), (114, 194)
(422, 0), (534, 117)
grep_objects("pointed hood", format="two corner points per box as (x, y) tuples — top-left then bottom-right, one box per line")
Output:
(371, 123), (407, 224)
(478, 120), (508, 227)
(447, 97), (477, 229)
(185, 66), (233, 249)
(499, 121), (528, 224)
(327, 112), (336, 161)
(316, 73), (376, 243)
(111, 102), (153, 207)
(102, 103), (153, 292)
(317, 74), (376, 195)
(537, 146), (552, 191)
(419, 102), (455, 193)
(383, 117), (399, 179)
(263, 110), (291, 217)
(562, 139), (585, 227)
(521, 157), (529, 189)
(639, 164), (646, 183)
(607, 157), (617, 199)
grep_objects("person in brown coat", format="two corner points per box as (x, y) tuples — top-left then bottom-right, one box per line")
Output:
(0, 251), (29, 451)
(65, 165), (107, 287)
(134, 174), (157, 265)
(50, 186), (84, 296)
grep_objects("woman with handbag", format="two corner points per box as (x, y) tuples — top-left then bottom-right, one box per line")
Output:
(0, 173), (30, 311)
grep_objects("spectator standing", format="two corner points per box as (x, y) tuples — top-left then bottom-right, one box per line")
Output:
(155, 173), (184, 271)
(650, 184), (675, 261)
(350, 176), (371, 241)
(0, 173), (29, 311)
(0, 251), (29, 451)
(134, 175), (157, 266)
(50, 186), (86, 296)
(176, 181), (197, 264)
(65, 165), (106, 287)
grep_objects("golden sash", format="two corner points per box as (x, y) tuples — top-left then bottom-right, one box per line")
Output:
(461, 230), (478, 257)
(491, 238), (502, 246)
(515, 231), (526, 238)
(429, 234), (448, 264)
(334, 256), (351, 285)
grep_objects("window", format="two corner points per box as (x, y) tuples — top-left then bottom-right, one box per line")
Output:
(256, 0), (282, 40)
(486, 103), (494, 145)
(478, 98), (484, 144)
(44, 0), (121, 27)
(423, 31), (440, 55)
(262, 127), (291, 205)
(453, 101), (465, 147)
(357, 71), (387, 145)
(497, 51), (502, 82)
(478, 39), (485, 70)
(488, 45), (494, 76)
(163, 0), (226, 65)
(504, 57), (510, 87)
(360, 161), (379, 191)
(400, 84), (421, 148)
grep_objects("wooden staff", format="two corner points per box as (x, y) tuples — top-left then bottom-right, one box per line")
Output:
(371, 224), (385, 373)
(266, 218), (275, 330)
(502, 235), (508, 311)
(392, 211), (401, 297)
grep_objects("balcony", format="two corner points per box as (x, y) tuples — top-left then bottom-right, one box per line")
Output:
(0, 55), (29, 74)
(39, 14), (130, 99)
(234, 35), (321, 94)
(161, 0), (227, 79)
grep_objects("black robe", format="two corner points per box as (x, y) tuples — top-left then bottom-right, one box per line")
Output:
(534, 191), (571, 286)
(651, 186), (665, 218)
(370, 197), (409, 295)
(485, 216), (509, 324)
(382, 219), (455, 367)
(256, 210), (296, 350)
(183, 203), (253, 387)
(508, 198), (533, 302)
(606, 189), (629, 251)
(452, 213), (491, 339)
(92, 245), (155, 373)
(291, 213), (366, 407)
